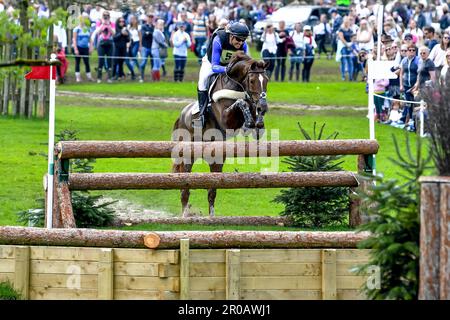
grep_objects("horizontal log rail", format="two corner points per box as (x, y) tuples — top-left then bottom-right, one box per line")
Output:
(57, 140), (379, 159)
(0, 226), (370, 249)
(68, 171), (359, 190)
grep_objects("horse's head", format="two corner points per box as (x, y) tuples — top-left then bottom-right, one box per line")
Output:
(228, 52), (270, 129)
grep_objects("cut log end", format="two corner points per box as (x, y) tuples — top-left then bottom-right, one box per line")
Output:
(144, 233), (161, 249)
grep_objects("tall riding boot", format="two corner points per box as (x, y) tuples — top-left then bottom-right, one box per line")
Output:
(192, 89), (208, 129)
(161, 65), (166, 77)
(155, 70), (161, 81)
(173, 70), (178, 82)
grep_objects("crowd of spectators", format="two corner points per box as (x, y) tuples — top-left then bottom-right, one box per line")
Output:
(1, 0), (450, 133)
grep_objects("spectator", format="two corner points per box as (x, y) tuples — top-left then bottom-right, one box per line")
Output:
(404, 19), (423, 47)
(289, 23), (304, 81)
(274, 20), (288, 82)
(302, 25), (316, 83)
(413, 4), (427, 29)
(112, 17), (130, 81)
(54, 43), (68, 85)
(350, 33), (361, 81)
(139, 13), (154, 83)
(313, 14), (331, 59)
(329, 8), (343, 56)
(440, 48), (450, 85)
(91, 10), (115, 83)
(125, 15), (141, 80)
(399, 44), (419, 126)
(151, 19), (168, 81)
(207, 14), (218, 36)
(356, 19), (373, 53)
(337, 17), (354, 81)
(261, 23), (279, 80)
(439, 4), (449, 31)
(73, 14), (94, 82)
(423, 26), (438, 51)
(90, 3), (104, 24)
(192, 4), (208, 64)
(373, 75), (389, 122)
(429, 31), (450, 73)
(356, 48), (369, 81)
(171, 22), (191, 82)
(385, 43), (401, 107)
(416, 46), (436, 94)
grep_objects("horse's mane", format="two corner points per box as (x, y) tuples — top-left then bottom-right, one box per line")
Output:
(227, 51), (267, 80)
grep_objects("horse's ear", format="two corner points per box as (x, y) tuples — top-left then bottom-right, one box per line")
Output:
(263, 60), (270, 70)
(250, 61), (258, 70)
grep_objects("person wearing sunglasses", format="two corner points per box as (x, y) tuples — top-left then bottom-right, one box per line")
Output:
(440, 48), (450, 85)
(192, 22), (250, 129)
(399, 44), (420, 126)
(429, 31), (450, 74)
(416, 46), (436, 91)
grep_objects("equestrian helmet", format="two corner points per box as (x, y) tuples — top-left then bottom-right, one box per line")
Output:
(228, 22), (250, 39)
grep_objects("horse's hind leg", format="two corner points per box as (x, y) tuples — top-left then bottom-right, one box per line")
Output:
(208, 162), (224, 217)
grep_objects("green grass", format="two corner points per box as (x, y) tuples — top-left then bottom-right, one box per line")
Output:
(0, 95), (421, 226)
(60, 81), (367, 107)
(116, 223), (352, 232)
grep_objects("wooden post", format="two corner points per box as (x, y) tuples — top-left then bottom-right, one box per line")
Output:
(180, 239), (190, 300)
(419, 177), (450, 300)
(349, 155), (371, 227)
(321, 249), (337, 300)
(14, 246), (30, 299)
(226, 249), (241, 300)
(98, 248), (114, 300)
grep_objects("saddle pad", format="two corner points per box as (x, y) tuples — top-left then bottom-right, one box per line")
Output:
(212, 89), (246, 102)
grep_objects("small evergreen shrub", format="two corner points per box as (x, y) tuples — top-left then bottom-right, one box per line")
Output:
(17, 127), (116, 228)
(273, 123), (349, 228)
(0, 281), (21, 300)
(356, 134), (432, 300)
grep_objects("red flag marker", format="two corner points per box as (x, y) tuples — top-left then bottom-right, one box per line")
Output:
(25, 66), (56, 80)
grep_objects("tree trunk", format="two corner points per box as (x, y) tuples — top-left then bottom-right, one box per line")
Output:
(68, 172), (359, 190)
(0, 226), (370, 249)
(57, 140), (380, 160)
(113, 216), (294, 227)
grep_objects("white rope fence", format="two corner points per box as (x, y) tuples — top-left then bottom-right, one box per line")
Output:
(373, 93), (427, 137)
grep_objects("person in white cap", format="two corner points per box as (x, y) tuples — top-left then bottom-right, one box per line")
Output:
(302, 25), (317, 82)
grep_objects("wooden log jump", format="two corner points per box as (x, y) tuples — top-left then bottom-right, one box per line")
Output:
(68, 171), (359, 190)
(0, 226), (370, 249)
(56, 140), (379, 159)
(49, 139), (378, 229)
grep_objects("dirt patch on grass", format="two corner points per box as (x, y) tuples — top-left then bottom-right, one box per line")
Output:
(58, 90), (366, 112)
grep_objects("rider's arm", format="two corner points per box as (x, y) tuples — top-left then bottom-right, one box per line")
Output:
(211, 37), (226, 73)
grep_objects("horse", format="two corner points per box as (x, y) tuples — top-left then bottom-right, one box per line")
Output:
(172, 51), (270, 217)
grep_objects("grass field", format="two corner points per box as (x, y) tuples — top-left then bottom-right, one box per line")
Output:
(0, 90), (422, 226)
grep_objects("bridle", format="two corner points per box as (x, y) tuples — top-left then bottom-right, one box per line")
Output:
(225, 62), (268, 107)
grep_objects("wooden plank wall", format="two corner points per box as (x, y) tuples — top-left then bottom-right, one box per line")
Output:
(0, 245), (370, 300)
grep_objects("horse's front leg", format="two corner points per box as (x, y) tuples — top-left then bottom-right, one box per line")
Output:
(225, 99), (255, 129)
(208, 162), (224, 217)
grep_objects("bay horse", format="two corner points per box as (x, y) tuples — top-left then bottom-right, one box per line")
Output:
(172, 52), (270, 217)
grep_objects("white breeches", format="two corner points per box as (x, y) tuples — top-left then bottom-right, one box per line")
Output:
(198, 56), (214, 91)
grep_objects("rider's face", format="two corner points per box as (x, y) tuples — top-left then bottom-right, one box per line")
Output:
(230, 36), (246, 49)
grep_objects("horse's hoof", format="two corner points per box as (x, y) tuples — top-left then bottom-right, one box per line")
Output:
(209, 206), (215, 218)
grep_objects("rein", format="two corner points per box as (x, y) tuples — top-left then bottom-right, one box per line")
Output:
(224, 63), (267, 106)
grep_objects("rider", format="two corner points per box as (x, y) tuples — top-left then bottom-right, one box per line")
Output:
(192, 22), (250, 128)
